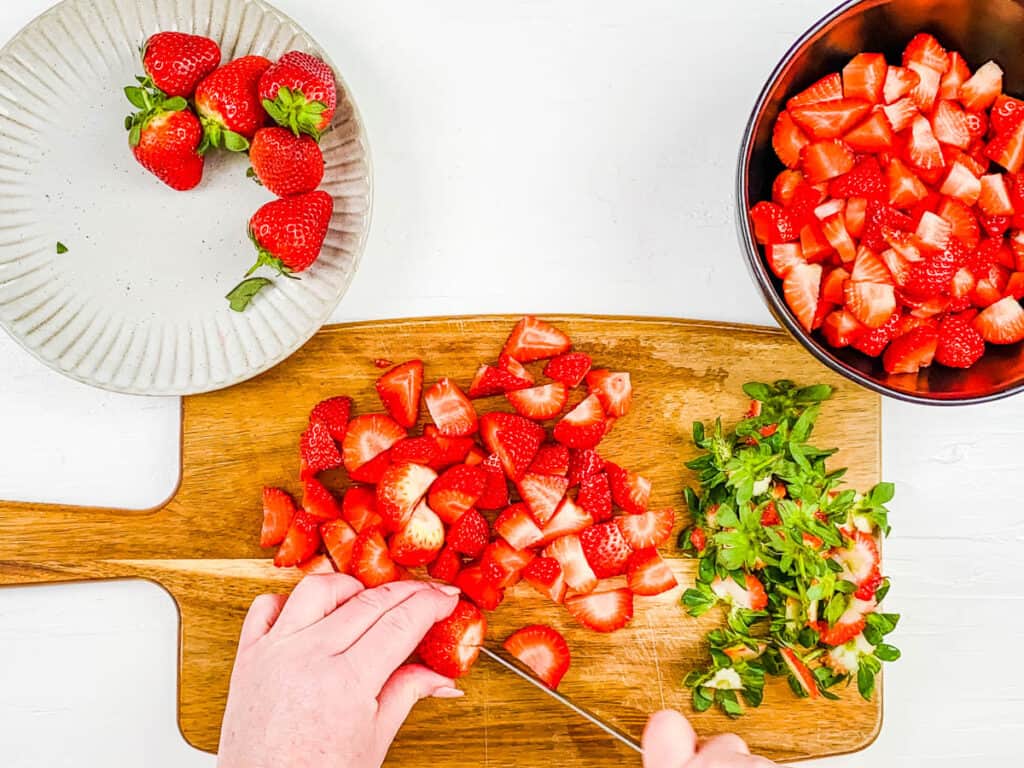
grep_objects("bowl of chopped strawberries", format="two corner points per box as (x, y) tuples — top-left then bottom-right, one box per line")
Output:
(738, 0), (1024, 403)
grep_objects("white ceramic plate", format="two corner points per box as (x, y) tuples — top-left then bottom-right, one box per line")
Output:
(0, 0), (371, 395)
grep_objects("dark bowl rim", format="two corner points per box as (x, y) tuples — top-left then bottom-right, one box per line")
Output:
(735, 0), (1024, 406)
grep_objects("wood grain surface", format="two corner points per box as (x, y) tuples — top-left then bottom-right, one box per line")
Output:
(0, 315), (882, 764)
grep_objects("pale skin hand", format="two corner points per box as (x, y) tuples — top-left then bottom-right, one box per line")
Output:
(642, 710), (779, 768)
(218, 573), (462, 768)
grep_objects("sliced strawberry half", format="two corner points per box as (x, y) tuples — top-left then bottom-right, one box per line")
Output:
(801, 140), (855, 183)
(350, 527), (401, 587)
(978, 174), (1014, 216)
(772, 110), (810, 169)
(605, 463), (652, 515)
(502, 316), (571, 362)
(985, 118), (1024, 173)
(626, 548), (678, 596)
(428, 463), (487, 524)
(342, 414), (405, 474)
(614, 507), (675, 549)
(389, 436), (442, 466)
(503, 625), (571, 689)
(959, 60), (1003, 111)
(424, 425), (476, 470)
(477, 453), (510, 509)
(342, 486), (383, 532)
(783, 261), (823, 332)
(427, 544), (462, 584)
(506, 382), (569, 420)
(845, 280), (897, 328)
(931, 99), (970, 149)
(480, 411), (545, 480)
(882, 325), (939, 374)
(790, 98), (872, 140)
(529, 443), (570, 476)
(710, 573), (768, 611)
(309, 395), (351, 442)
(417, 599), (486, 678)
(454, 565), (505, 611)
(579, 522), (633, 578)
(321, 518), (358, 573)
(261, 486), (296, 547)
(843, 111), (894, 153)
(468, 364), (533, 398)
(974, 296), (1024, 343)
(577, 472), (613, 523)
(883, 67), (920, 104)
(390, 499), (445, 567)
(907, 114), (945, 170)
(424, 378), (477, 437)
(585, 370), (633, 417)
(767, 243), (805, 278)
(843, 52), (886, 103)
(302, 478), (341, 520)
(538, 496), (595, 546)
(299, 419), (342, 476)
(939, 51), (970, 99)
(481, 538), (536, 588)
(517, 472), (569, 526)
(939, 162), (981, 207)
(780, 647), (821, 699)
(787, 72), (843, 109)
(543, 352), (592, 387)
(494, 502), (544, 550)
(375, 360), (423, 428)
(273, 510), (321, 568)
(376, 462), (437, 531)
(544, 534), (598, 594)
(565, 588), (634, 633)
(522, 556), (567, 603)
(448, 508), (490, 558)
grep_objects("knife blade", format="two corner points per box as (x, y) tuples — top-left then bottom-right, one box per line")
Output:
(478, 645), (643, 753)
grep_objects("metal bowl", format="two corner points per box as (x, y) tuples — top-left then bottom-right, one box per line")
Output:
(737, 0), (1024, 404)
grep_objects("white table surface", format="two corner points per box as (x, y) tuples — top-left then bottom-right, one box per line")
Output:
(1, 0), (1021, 765)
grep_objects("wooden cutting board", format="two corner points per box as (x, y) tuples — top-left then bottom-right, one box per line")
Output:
(0, 315), (882, 764)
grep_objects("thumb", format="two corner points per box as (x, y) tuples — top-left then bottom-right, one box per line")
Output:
(642, 709), (697, 768)
(375, 663), (463, 746)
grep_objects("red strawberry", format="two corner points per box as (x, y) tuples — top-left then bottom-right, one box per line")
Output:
(427, 545), (462, 583)
(585, 370), (633, 417)
(503, 625), (571, 689)
(448, 508), (490, 558)
(389, 500), (445, 566)
(906, 114), (945, 170)
(845, 280), (897, 328)
(832, 531), (881, 591)
(883, 66), (920, 104)
(851, 247), (893, 284)
(822, 308), (866, 348)
(425, 378), (477, 437)
(502, 316), (571, 362)
(342, 414), (405, 474)
(780, 647), (820, 698)
(767, 243), (804, 278)
(882, 325), (939, 373)
(903, 33), (949, 73)
(374, 360), (423, 429)
(454, 565), (504, 611)
(978, 174), (1015, 217)
(788, 72), (843, 108)
(321, 518), (358, 573)
(986, 119), (1024, 173)
(937, 197), (979, 246)
(790, 98), (872, 140)
(710, 573), (768, 611)
(936, 313), (986, 367)
(481, 539), (536, 588)
(259, 51), (337, 138)
(506, 382), (569, 420)
(553, 393), (609, 450)
(273, 510), (321, 567)
(249, 126), (323, 196)
(350, 528), (400, 587)
(341, 486), (383, 532)
(479, 412), (544, 480)
(843, 111), (894, 153)
(850, 311), (900, 356)
(298, 553), (335, 575)
(543, 352), (592, 387)
(939, 51), (970, 99)
(522, 557), (567, 603)
(299, 418), (342, 476)
(195, 56), (271, 148)
(750, 200), (798, 244)
(863, 200), (915, 253)
(309, 396), (351, 442)
(614, 507), (675, 549)
(915, 210), (953, 253)
(992, 94), (1024, 133)
(931, 100), (970, 149)
(938, 162), (981, 207)
(467, 364), (532, 397)
(498, 353), (535, 382)
(301, 478), (341, 520)
(828, 157), (886, 200)
(517, 472), (569, 525)
(881, 97), (917, 133)
(389, 436), (441, 465)
(376, 462), (437, 531)
(605, 463), (651, 515)
(247, 190), (334, 275)
(843, 53), (886, 103)
(959, 60), (1003, 111)
(465, 447), (486, 466)
(798, 223), (830, 263)
(348, 451), (392, 484)
(477, 453), (510, 509)
(141, 32), (221, 97)
(127, 105), (204, 191)
(423, 425), (475, 470)
(428, 463), (487, 524)
(772, 110), (810, 168)
(529, 443), (570, 476)
(538, 497), (594, 546)
(577, 472), (612, 523)
(260, 486), (296, 547)
(903, 248), (958, 300)
(626, 549), (678, 596)
(783, 261), (823, 332)
(543, 534), (597, 593)
(974, 296), (1024, 343)
(565, 589), (634, 633)
(801, 140), (855, 183)
(494, 503), (544, 549)
(568, 448), (605, 486)
(579, 522), (632, 578)
(417, 599), (486, 678)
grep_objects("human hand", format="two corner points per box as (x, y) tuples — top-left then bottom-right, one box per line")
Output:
(642, 710), (778, 768)
(218, 574), (463, 768)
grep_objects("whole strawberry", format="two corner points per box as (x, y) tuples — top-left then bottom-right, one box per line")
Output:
(935, 314), (986, 368)
(249, 126), (323, 197)
(142, 32), (220, 97)
(248, 190), (333, 274)
(259, 50), (336, 138)
(195, 55), (271, 151)
(124, 85), (203, 190)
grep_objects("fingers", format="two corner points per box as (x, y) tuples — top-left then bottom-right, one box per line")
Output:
(642, 709), (697, 768)
(375, 663), (462, 747)
(687, 733), (760, 767)
(238, 593), (287, 648)
(342, 586), (460, 690)
(269, 573), (365, 636)
(310, 579), (456, 655)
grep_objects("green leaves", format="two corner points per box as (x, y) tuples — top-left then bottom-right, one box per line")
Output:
(874, 643), (901, 662)
(262, 87), (327, 141)
(55, 241), (67, 254)
(124, 85), (148, 109)
(222, 130), (250, 153)
(225, 277), (273, 312)
(682, 585), (717, 617)
(163, 96), (187, 112)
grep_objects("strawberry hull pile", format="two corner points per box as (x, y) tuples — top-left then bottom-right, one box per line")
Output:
(123, 32), (337, 312)
(259, 317), (679, 689)
(751, 33), (1024, 375)
(679, 381), (899, 716)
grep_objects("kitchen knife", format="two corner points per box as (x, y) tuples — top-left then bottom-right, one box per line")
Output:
(478, 645), (643, 753)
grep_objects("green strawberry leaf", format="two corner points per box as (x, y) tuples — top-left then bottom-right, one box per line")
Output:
(223, 130), (250, 153)
(225, 277), (273, 312)
(124, 86), (147, 109)
(163, 96), (188, 112)
(55, 241), (68, 254)
(128, 123), (142, 147)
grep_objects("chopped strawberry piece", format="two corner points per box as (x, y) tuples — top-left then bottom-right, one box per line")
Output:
(522, 557), (567, 603)
(843, 111), (894, 153)
(883, 67), (920, 104)
(517, 472), (569, 525)
(931, 100), (970, 149)
(880, 248), (911, 286)
(882, 325), (939, 373)
(783, 261), (823, 331)
(375, 360), (423, 429)
(605, 463), (651, 515)
(309, 395), (351, 442)
(772, 169), (806, 206)
(298, 554), (335, 575)
(902, 33), (949, 74)
(820, 213), (856, 263)
(579, 522), (633, 578)
(321, 518), (358, 573)
(780, 647), (820, 698)
(903, 244), (959, 299)
(349, 450), (391, 484)
(772, 110), (810, 169)
(538, 497), (595, 546)
(273, 510), (321, 567)
(467, 364), (532, 398)
(543, 352), (592, 387)
(800, 220), (833, 262)
(448, 508), (490, 558)
(991, 94), (1024, 133)
(424, 378), (477, 437)
(480, 411), (544, 480)
(801, 140), (855, 183)
(790, 98), (872, 140)
(822, 266), (851, 304)
(529, 443), (570, 476)
(937, 197), (979, 247)
(350, 528), (400, 587)
(455, 565), (504, 611)
(389, 500), (445, 567)
(477, 453), (510, 509)
(938, 161), (981, 206)
(481, 539), (536, 588)
(862, 201), (914, 252)
(814, 198), (844, 221)
(342, 486), (383, 532)
(553, 393), (609, 450)
(498, 353), (535, 383)
(958, 60), (1003, 111)
(417, 599), (486, 678)
(787, 72), (843, 109)
(585, 369), (633, 417)
(568, 448), (605, 486)
(302, 478), (341, 520)
(564, 588), (634, 633)
(376, 462), (437, 531)
(342, 413), (405, 473)
(822, 308), (866, 348)
(577, 472), (613, 523)
(506, 382), (569, 420)
(465, 447), (486, 465)
(907, 62), (941, 112)
(503, 625), (571, 689)
(544, 534), (598, 594)
(974, 296), (1024, 343)
(985, 118), (1024, 173)
(502, 316), (571, 362)
(843, 52), (887, 103)
(845, 197), (868, 239)
(299, 419), (342, 475)
(828, 157), (886, 200)
(428, 463), (487, 524)
(626, 549), (678, 596)
(907, 115), (945, 170)
(978, 174), (1014, 216)
(261, 487), (296, 548)
(389, 436), (442, 465)
(427, 545), (462, 583)
(939, 51), (970, 99)
(711, 573), (768, 610)
(851, 311), (900, 357)
(850, 246), (892, 284)
(1007, 272), (1024, 300)
(614, 507), (675, 549)
(845, 280), (897, 328)
(424, 425), (476, 470)
(494, 502), (544, 550)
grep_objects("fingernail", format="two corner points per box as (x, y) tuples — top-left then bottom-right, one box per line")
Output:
(432, 583), (461, 596)
(432, 686), (464, 698)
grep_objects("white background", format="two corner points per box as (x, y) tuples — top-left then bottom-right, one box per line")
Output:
(1, 0), (1021, 766)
